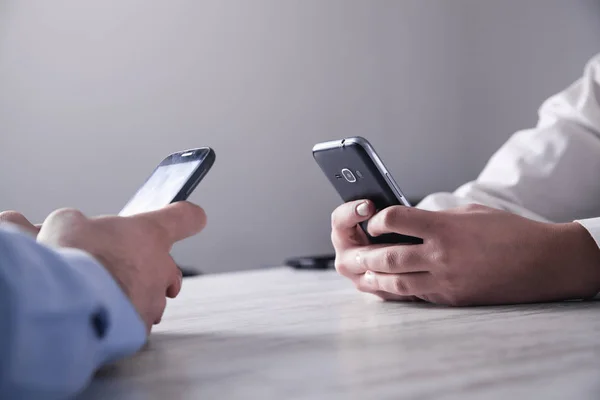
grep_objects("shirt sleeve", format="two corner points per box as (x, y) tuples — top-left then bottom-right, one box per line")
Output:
(418, 53), (600, 250)
(576, 218), (600, 251)
(0, 224), (147, 399)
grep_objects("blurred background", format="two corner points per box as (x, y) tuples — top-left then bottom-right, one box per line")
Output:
(0, 0), (599, 273)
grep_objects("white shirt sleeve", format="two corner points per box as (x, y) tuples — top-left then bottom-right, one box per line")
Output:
(577, 218), (600, 250)
(418, 53), (600, 250)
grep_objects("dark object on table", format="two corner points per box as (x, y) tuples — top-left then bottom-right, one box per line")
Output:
(284, 255), (335, 270)
(178, 266), (202, 278)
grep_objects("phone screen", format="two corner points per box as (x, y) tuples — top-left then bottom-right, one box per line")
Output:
(119, 160), (200, 217)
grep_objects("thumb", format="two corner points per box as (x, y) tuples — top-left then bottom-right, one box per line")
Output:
(367, 206), (435, 238)
(134, 202), (207, 245)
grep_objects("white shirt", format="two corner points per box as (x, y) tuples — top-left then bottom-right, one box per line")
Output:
(418, 53), (600, 251)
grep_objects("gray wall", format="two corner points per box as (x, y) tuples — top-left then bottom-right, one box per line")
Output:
(1, 0), (598, 272)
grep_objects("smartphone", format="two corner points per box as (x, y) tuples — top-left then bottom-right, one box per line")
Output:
(119, 147), (216, 217)
(312, 136), (422, 244)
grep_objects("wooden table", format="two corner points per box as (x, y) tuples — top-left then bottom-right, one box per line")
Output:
(83, 268), (600, 400)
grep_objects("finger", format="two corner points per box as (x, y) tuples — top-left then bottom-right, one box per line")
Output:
(372, 291), (423, 302)
(42, 208), (87, 226)
(0, 211), (41, 236)
(334, 244), (387, 276)
(367, 206), (437, 238)
(136, 201), (207, 244)
(331, 200), (374, 249)
(154, 255), (182, 298)
(38, 209), (88, 244)
(153, 295), (168, 326)
(166, 266), (184, 299)
(358, 271), (437, 296)
(356, 245), (429, 274)
(347, 272), (422, 301)
(331, 226), (369, 250)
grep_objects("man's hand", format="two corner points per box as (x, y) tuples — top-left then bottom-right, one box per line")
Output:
(37, 202), (207, 332)
(332, 201), (600, 306)
(0, 211), (40, 236)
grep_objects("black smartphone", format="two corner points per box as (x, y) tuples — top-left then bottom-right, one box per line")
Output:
(119, 147), (216, 217)
(313, 137), (422, 244)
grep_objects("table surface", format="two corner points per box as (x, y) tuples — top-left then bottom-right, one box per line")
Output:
(83, 267), (600, 400)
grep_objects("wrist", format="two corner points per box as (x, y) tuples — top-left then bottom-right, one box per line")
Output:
(552, 222), (600, 299)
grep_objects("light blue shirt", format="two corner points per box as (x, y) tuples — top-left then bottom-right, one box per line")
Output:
(0, 224), (146, 399)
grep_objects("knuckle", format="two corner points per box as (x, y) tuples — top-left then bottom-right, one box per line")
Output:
(381, 249), (399, 272)
(334, 256), (349, 275)
(380, 208), (399, 229)
(43, 208), (88, 235)
(430, 247), (451, 268)
(48, 208), (86, 222)
(391, 277), (409, 295)
(401, 249), (420, 267)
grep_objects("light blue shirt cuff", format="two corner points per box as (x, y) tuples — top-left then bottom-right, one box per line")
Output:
(55, 248), (147, 365)
(0, 225), (146, 399)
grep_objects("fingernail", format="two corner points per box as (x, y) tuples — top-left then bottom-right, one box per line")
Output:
(364, 270), (375, 284)
(356, 201), (370, 217)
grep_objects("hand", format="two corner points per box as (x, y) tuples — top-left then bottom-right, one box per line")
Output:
(332, 201), (600, 306)
(330, 200), (421, 302)
(37, 202), (207, 332)
(0, 211), (41, 236)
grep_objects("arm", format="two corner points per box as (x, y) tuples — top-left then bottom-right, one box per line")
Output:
(329, 52), (600, 304)
(0, 225), (146, 399)
(418, 54), (600, 249)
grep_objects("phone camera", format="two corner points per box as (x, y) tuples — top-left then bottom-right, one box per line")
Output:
(341, 168), (357, 183)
